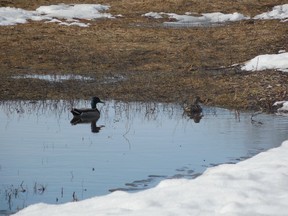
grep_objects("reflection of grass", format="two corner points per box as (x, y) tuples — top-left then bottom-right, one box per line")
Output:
(3, 181), (49, 212)
(0, 0), (287, 111)
(4, 181), (27, 211)
(0, 100), (183, 125)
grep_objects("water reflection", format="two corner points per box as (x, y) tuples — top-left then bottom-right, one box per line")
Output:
(1, 100), (288, 215)
(183, 112), (203, 123)
(70, 116), (104, 133)
(11, 74), (127, 84)
(12, 74), (93, 82)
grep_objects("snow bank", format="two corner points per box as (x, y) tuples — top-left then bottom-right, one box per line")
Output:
(241, 52), (288, 72)
(0, 4), (114, 27)
(254, 4), (288, 20)
(15, 140), (288, 216)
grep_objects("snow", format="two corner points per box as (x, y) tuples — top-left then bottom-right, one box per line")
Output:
(14, 140), (288, 215)
(254, 4), (288, 21)
(142, 12), (163, 19)
(0, 4), (114, 27)
(2, 3), (288, 27)
(241, 52), (288, 72)
(143, 4), (288, 26)
(36, 4), (113, 20)
(143, 12), (249, 26)
(273, 101), (288, 115)
(0, 7), (39, 25)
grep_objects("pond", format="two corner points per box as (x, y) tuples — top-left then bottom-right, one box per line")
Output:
(1, 99), (288, 215)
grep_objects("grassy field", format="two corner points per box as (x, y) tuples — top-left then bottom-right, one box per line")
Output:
(0, 0), (288, 111)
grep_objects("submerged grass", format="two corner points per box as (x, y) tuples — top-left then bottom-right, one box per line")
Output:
(0, 0), (288, 111)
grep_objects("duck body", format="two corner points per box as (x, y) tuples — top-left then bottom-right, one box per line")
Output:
(183, 96), (203, 114)
(184, 104), (202, 113)
(71, 97), (104, 118)
(71, 108), (100, 118)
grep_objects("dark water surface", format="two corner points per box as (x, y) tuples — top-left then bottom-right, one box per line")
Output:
(1, 100), (288, 215)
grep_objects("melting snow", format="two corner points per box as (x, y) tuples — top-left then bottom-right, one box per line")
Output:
(273, 101), (288, 115)
(143, 11), (249, 27)
(1, 4), (288, 27)
(0, 4), (114, 27)
(254, 4), (288, 21)
(241, 52), (288, 72)
(143, 4), (288, 26)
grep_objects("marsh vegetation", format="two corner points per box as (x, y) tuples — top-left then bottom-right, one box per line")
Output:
(0, 0), (288, 110)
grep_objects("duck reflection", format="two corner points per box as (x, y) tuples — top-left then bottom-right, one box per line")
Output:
(70, 116), (104, 133)
(185, 112), (203, 123)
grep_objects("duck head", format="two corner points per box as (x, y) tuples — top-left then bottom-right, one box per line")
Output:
(91, 97), (104, 109)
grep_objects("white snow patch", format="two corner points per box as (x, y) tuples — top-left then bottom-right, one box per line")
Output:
(254, 4), (288, 20)
(0, 4), (114, 27)
(143, 4), (288, 26)
(142, 12), (163, 19)
(0, 7), (40, 26)
(273, 101), (288, 115)
(241, 52), (288, 72)
(2, 3), (288, 27)
(143, 11), (249, 26)
(36, 4), (113, 20)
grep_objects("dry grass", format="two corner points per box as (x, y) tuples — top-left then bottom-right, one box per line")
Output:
(0, 0), (288, 111)
(2, 0), (285, 16)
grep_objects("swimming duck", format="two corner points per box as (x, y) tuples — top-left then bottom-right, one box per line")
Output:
(183, 96), (203, 114)
(71, 96), (104, 118)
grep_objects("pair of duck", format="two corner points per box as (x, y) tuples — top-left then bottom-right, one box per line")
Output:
(71, 96), (203, 118)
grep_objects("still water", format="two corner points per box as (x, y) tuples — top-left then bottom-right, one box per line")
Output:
(0, 100), (288, 215)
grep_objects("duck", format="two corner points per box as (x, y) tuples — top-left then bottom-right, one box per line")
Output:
(183, 96), (203, 114)
(71, 96), (104, 118)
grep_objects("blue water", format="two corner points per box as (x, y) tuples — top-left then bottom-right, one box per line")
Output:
(1, 100), (288, 215)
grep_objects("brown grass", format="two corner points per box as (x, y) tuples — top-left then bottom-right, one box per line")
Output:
(0, 0), (288, 111)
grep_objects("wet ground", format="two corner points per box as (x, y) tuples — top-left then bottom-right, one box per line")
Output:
(1, 1), (288, 110)
(1, 100), (288, 215)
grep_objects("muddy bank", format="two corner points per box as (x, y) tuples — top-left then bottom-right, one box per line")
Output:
(0, 0), (287, 111)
